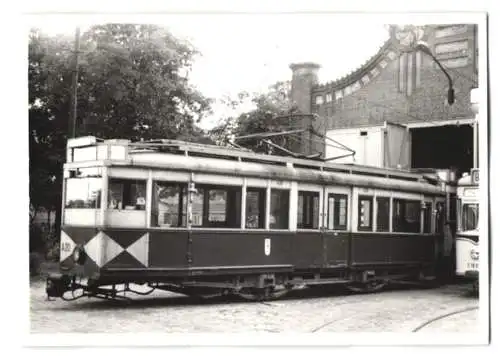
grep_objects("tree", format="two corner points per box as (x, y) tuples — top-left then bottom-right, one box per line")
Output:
(209, 81), (301, 154)
(29, 24), (213, 250)
(74, 24), (212, 140)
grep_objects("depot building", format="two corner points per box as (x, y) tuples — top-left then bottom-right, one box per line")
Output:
(289, 24), (479, 176)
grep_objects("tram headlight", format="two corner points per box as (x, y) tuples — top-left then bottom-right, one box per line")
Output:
(73, 246), (86, 265)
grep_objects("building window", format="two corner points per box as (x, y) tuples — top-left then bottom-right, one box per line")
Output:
(152, 182), (187, 227)
(435, 40), (469, 54)
(376, 197), (390, 232)
(358, 196), (373, 231)
(439, 57), (469, 69)
(315, 95), (324, 105)
(416, 51), (422, 88)
(335, 90), (343, 100)
(270, 189), (289, 229)
(327, 194), (348, 230)
(392, 198), (421, 233)
(407, 52), (413, 96)
(399, 53), (407, 93)
(246, 187), (266, 229)
(326, 93), (333, 103)
(435, 25), (468, 38)
(297, 191), (320, 229)
(108, 178), (146, 210)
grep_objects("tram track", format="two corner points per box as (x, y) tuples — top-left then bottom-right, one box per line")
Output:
(32, 280), (480, 334)
(411, 305), (479, 332)
(309, 296), (478, 333)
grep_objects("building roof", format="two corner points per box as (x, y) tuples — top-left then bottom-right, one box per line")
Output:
(315, 38), (394, 92)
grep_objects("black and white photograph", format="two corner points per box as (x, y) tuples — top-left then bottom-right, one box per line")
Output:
(13, 0), (495, 352)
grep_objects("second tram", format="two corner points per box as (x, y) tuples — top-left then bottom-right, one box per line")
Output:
(455, 169), (480, 289)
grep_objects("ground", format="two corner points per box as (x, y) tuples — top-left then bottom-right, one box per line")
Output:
(30, 279), (480, 334)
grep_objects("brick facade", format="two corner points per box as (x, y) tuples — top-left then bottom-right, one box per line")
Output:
(290, 24), (478, 158)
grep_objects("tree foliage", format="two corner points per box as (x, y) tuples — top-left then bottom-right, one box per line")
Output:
(209, 81), (301, 154)
(29, 24), (214, 238)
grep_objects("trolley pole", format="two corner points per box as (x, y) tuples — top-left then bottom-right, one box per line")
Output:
(69, 26), (81, 138)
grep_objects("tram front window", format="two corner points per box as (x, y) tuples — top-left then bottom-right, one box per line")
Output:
(461, 203), (479, 231)
(65, 169), (102, 209)
(63, 168), (102, 226)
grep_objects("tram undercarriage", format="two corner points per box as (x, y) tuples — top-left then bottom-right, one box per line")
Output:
(46, 264), (437, 302)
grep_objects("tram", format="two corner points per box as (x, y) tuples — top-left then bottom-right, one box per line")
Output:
(46, 136), (450, 301)
(455, 169), (479, 289)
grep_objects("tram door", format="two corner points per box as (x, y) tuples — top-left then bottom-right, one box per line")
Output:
(322, 186), (350, 267)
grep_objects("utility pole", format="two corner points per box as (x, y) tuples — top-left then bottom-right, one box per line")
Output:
(69, 26), (81, 138)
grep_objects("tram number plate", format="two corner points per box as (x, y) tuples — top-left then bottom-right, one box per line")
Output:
(264, 238), (271, 256)
(467, 262), (479, 269)
(61, 242), (72, 253)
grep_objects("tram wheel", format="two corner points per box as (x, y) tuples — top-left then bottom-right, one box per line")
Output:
(345, 280), (388, 294)
(236, 287), (290, 301)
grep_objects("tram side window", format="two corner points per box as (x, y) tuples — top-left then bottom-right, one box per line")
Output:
(449, 193), (457, 222)
(151, 182), (187, 227)
(358, 196), (373, 231)
(376, 197), (390, 232)
(423, 202), (432, 233)
(297, 191), (320, 229)
(326, 194), (348, 230)
(191, 189), (204, 227)
(192, 185), (242, 228)
(392, 199), (421, 233)
(435, 202), (445, 233)
(246, 187), (266, 229)
(108, 178), (146, 210)
(270, 189), (290, 229)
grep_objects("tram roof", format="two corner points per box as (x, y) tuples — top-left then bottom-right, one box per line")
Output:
(67, 136), (444, 187)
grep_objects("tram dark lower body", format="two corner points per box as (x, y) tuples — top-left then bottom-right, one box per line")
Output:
(46, 227), (441, 301)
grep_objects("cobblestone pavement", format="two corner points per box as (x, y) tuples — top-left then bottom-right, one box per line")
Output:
(29, 279), (481, 334)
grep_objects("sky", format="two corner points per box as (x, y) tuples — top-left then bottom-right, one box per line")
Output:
(28, 13), (392, 129)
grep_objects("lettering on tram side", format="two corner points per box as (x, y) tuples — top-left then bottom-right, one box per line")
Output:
(264, 238), (271, 256)
(467, 249), (479, 269)
(467, 263), (479, 269)
(61, 242), (72, 253)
